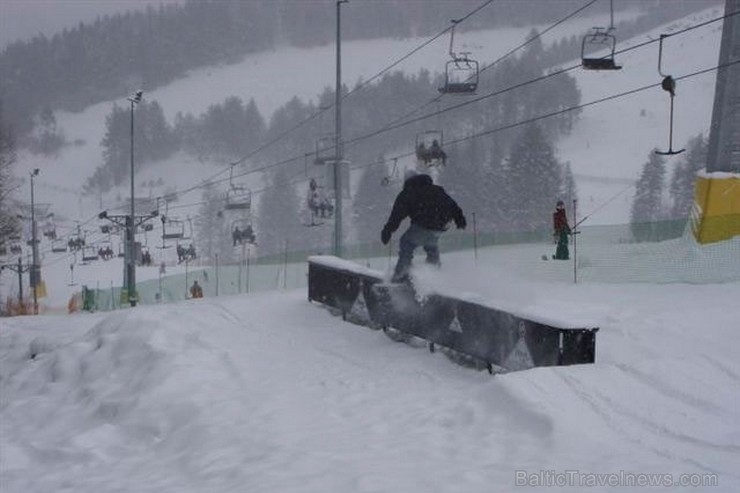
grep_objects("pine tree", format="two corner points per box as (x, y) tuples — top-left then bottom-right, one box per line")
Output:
(438, 139), (495, 231)
(504, 123), (563, 232)
(29, 106), (65, 155)
(353, 157), (396, 244)
(669, 134), (706, 219)
(194, 184), (233, 263)
(630, 151), (667, 241)
(256, 167), (301, 256)
(0, 101), (19, 243)
(561, 162), (579, 209)
(243, 98), (266, 152)
(101, 103), (129, 185)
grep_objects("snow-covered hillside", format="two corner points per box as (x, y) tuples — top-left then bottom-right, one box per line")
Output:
(11, 4), (723, 229)
(2, 259), (738, 492)
(2, 4), (734, 311)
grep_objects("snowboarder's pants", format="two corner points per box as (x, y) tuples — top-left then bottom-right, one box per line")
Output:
(554, 231), (569, 260)
(394, 224), (442, 279)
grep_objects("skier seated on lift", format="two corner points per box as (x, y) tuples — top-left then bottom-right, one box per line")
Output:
(381, 170), (466, 283)
(416, 142), (428, 163)
(177, 243), (193, 263)
(308, 179), (322, 216)
(318, 197), (334, 218)
(243, 224), (255, 243)
(429, 139), (447, 165)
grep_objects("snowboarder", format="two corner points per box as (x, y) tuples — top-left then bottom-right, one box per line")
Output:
(190, 280), (203, 299)
(552, 200), (571, 260)
(381, 170), (466, 283)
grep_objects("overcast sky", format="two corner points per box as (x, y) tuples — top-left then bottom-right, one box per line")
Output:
(0, 0), (183, 49)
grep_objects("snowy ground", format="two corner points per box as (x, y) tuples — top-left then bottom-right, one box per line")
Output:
(1, 238), (739, 493)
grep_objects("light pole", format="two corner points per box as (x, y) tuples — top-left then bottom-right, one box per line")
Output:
(127, 90), (142, 306)
(29, 168), (40, 315)
(334, 0), (348, 257)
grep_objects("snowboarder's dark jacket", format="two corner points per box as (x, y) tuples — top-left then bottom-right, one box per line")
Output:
(382, 174), (465, 235)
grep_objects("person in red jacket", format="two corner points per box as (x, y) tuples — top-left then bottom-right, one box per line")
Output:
(552, 200), (571, 260)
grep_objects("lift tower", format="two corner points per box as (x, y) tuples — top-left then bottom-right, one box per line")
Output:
(692, 0), (740, 243)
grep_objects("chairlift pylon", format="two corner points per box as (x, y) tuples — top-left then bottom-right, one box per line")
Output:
(655, 34), (685, 156)
(438, 20), (479, 95)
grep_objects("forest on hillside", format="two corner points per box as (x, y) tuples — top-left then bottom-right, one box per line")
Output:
(0, 0), (712, 140)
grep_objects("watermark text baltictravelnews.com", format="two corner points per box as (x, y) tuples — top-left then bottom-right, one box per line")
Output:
(514, 470), (719, 488)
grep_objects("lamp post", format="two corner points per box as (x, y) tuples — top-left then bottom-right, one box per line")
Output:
(29, 168), (40, 315)
(334, 0), (348, 257)
(127, 90), (142, 306)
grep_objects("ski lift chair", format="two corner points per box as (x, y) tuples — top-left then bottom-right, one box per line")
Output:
(162, 218), (185, 240)
(51, 239), (68, 253)
(42, 223), (56, 240)
(655, 34), (685, 156)
(439, 55), (479, 94)
(81, 245), (99, 263)
(314, 136), (336, 165)
(225, 187), (252, 211)
(415, 130), (446, 167)
(581, 28), (621, 71)
(231, 219), (256, 246)
(9, 236), (22, 255)
(97, 241), (114, 260)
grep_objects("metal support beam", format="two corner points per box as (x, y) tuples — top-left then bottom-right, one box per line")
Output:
(707, 0), (740, 173)
(29, 169), (40, 315)
(334, 0), (348, 257)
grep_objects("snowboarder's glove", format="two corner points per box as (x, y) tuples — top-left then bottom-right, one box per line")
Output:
(381, 227), (392, 245)
(455, 215), (467, 230)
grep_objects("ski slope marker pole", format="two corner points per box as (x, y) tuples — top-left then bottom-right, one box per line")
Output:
(473, 212), (479, 260)
(573, 199), (578, 284)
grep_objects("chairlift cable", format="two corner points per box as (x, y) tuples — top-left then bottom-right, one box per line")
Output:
(120, 8), (740, 214)
(342, 9), (740, 150)
(162, 58), (740, 219)
(224, 0), (498, 170)
(380, 0), (600, 134)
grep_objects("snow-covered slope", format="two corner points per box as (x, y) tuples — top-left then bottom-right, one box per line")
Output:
(2, 271), (738, 492)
